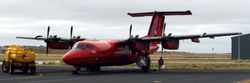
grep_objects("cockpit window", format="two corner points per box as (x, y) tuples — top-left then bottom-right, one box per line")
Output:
(69, 43), (93, 52)
(76, 44), (93, 49)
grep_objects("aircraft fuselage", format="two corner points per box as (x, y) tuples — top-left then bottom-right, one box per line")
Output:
(63, 40), (158, 67)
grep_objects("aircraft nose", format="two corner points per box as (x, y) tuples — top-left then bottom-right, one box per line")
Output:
(62, 53), (72, 65)
(63, 52), (85, 65)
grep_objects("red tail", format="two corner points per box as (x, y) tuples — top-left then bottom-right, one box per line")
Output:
(128, 10), (192, 37)
(147, 12), (165, 37)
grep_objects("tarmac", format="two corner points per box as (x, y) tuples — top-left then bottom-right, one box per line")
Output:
(1, 65), (250, 83)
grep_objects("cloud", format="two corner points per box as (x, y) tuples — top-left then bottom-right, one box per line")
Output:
(0, 0), (249, 53)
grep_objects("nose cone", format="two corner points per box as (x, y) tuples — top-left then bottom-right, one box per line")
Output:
(62, 51), (88, 66)
(62, 53), (72, 65)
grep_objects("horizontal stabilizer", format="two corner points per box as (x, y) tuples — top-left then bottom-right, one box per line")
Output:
(128, 10), (192, 17)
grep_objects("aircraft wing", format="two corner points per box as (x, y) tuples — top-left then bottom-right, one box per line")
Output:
(16, 36), (85, 41)
(168, 32), (242, 39)
(16, 36), (48, 40)
(140, 32), (242, 42)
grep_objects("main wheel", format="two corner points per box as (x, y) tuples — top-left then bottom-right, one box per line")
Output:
(2, 60), (9, 73)
(88, 66), (101, 72)
(95, 66), (101, 72)
(141, 66), (150, 73)
(9, 61), (15, 75)
(141, 56), (151, 73)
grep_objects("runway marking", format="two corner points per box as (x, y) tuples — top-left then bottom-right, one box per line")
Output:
(153, 80), (161, 83)
(0, 73), (43, 80)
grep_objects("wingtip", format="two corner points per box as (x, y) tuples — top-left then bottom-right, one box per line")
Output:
(186, 10), (192, 15)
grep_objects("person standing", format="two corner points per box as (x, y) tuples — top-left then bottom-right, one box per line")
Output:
(158, 57), (164, 71)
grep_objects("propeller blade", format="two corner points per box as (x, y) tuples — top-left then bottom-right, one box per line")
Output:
(129, 24), (132, 38)
(161, 46), (164, 55)
(46, 43), (49, 56)
(47, 26), (50, 38)
(163, 23), (166, 36)
(70, 26), (73, 39)
(46, 26), (50, 56)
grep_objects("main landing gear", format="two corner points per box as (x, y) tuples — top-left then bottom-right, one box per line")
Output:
(141, 56), (151, 73)
(136, 54), (151, 73)
(72, 66), (101, 74)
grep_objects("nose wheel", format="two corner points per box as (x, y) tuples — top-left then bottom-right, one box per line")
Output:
(72, 66), (81, 74)
(72, 66), (101, 74)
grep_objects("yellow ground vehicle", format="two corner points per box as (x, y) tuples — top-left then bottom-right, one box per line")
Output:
(1, 45), (36, 74)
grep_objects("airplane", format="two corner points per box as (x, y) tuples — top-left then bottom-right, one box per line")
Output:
(16, 10), (242, 74)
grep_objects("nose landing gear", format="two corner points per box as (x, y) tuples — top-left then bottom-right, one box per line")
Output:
(72, 66), (81, 74)
(72, 66), (101, 74)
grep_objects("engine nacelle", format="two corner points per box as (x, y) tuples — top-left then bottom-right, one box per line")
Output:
(161, 39), (179, 50)
(48, 42), (70, 49)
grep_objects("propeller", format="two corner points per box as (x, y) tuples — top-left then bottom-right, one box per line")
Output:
(41, 26), (82, 55)
(161, 23), (166, 57)
(70, 26), (73, 39)
(46, 26), (50, 55)
(128, 24), (135, 54)
(69, 26), (75, 48)
(161, 45), (164, 56)
(47, 26), (50, 38)
(129, 24), (132, 38)
(163, 23), (166, 35)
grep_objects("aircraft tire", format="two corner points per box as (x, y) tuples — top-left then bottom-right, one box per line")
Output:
(72, 66), (80, 75)
(95, 66), (101, 71)
(141, 56), (151, 73)
(141, 66), (150, 73)
(72, 70), (79, 75)
(90, 66), (100, 72)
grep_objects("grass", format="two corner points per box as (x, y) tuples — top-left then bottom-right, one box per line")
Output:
(1, 52), (250, 69)
(237, 79), (250, 83)
(35, 54), (63, 61)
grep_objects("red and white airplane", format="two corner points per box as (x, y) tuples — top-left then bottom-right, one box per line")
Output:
(17, 10), (241, 74)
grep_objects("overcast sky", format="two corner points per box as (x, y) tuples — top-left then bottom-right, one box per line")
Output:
(0, 0), (249, 53)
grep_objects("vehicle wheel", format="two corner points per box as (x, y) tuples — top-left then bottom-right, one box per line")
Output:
(9, 61), (15, 75)
(30, 67), (36, 75)
(30, 61), (36, 74)
(2, 60), (9, 73)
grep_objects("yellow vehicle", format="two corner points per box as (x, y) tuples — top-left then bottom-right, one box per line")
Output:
(1, 45), (36, 74)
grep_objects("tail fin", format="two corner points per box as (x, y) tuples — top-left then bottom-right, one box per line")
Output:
(128, 10), (192, 37)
